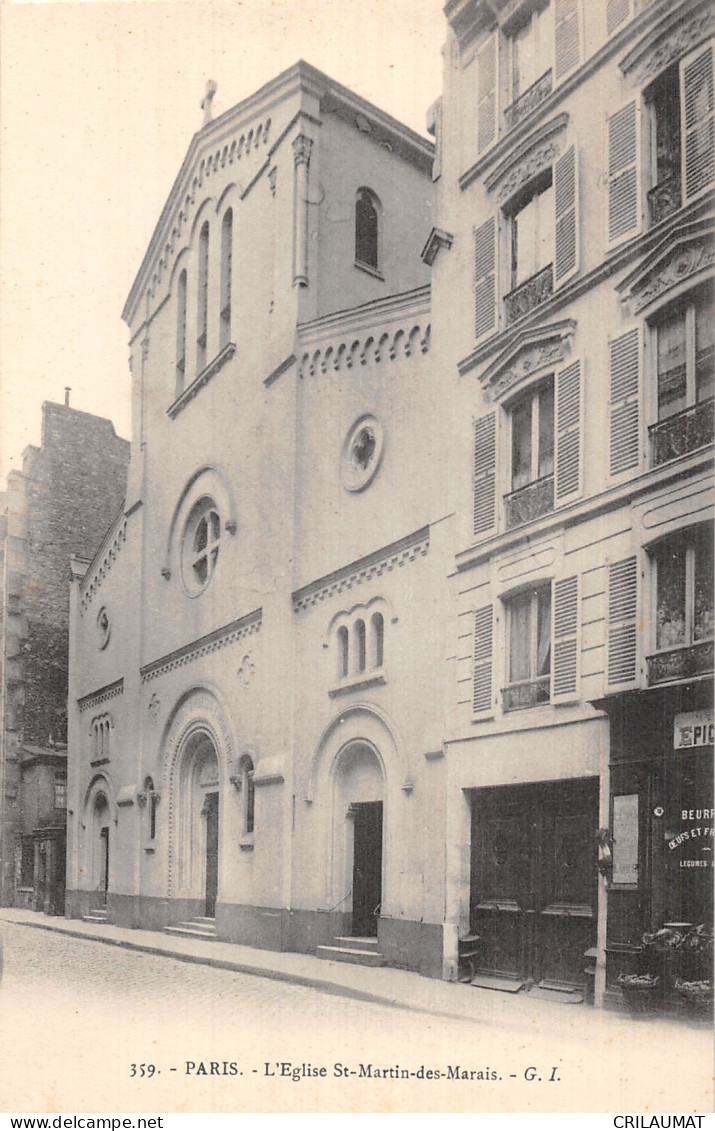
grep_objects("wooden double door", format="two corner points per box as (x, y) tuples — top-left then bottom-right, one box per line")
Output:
(470, 779), (598, 989)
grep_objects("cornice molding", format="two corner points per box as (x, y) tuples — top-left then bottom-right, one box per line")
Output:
(478, 319), (577, 401)
(421, 227), (454, 266)
(293, 528), (430, 613)
(298, 321), (430, 380)
(619, 0), (713, 86)
(167, 343), (236, 419)
(79, 515), (128, 614)
(140, 610), (262, 684)
(78, 679), (124, 713)
(298, 284), (430, 341)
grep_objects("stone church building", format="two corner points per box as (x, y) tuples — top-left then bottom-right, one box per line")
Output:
(67, 0), (713, 1007)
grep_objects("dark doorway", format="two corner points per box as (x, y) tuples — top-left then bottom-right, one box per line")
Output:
(469, 779), (598, 989)
(351, 801), (383, 937)
(99, 826), (109, 906)
(204, 791), (219, 918)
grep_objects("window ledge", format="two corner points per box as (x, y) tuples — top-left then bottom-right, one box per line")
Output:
(354, 260), (385, 282)
(143, 844), (156, 855)
(167, 342), (236, 419)
(239, 833), (255, 851)
(329, 671), (387, 697)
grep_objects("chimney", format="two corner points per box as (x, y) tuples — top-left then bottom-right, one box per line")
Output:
(201, 80), (217, 126)
(64, 387), (71, 407)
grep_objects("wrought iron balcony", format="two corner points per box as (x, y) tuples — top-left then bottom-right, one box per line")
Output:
(649, 398), (714, 466)
(647, 640), (714, 686)
(504, 264), (553, 326)
(504, 70), (553, 131)
(647, 175), (681, 227)
(504, 474), (554, 529)
(502, 676), (551, 712)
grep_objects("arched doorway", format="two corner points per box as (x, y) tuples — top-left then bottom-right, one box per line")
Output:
(333, 742), (384, 938)
(92, 793), (110, 908)
(178, 730), (220, 917)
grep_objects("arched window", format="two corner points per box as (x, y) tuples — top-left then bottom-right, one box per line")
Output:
(220, 209), (233, 349)
(197, 221), (209, 372)
(144, 777), (158, 841)
(371, 612), (384, 669)
(240, 756), (255, 836)
(337, 625), (349, 678)
(354, 619), (366, 673)
(176, 269), (187, 395)
(355, 188), (379, 271)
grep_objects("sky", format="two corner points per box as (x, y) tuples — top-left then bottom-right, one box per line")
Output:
(0, 0), (445, 480)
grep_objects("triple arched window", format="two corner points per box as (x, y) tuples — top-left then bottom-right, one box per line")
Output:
(175, 206), (234, 394)
(334, 606), (385, 682)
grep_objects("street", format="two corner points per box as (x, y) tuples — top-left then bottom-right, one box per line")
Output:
(0, 920), (712, 1114)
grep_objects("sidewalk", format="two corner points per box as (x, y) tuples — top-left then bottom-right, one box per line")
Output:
(0, 906), (707, 1045)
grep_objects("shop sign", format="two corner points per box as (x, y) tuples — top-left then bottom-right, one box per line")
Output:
(673, 710), (714, 750)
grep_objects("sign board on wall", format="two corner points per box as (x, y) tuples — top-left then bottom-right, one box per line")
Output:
(673, 710), (714, 750)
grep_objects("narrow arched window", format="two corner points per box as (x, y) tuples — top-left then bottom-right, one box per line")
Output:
(371, 612), (384, 669)
(355, 188), (379, 271)
(220, 209), (233, 349)
(354, 619), (366, 673)
(176, 269), (187, 395)
(241, 756), (255, 835)
(144, 777), (157, 841)
(197, 221), (209, 372)
(337, 625), (349, 678)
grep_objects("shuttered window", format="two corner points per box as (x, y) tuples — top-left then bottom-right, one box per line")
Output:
(680, 42), (715, 203)
(553, 575), (579, 700)
(474, 217), (497, 340)
(606, 0), (632, 36)
(609, 328), (640, 476)
(555, 359), (582, 502)
(477, 32), (498, 155)
(608, 557), (638, 685)
(607, 101), (640, 245)
(554, 146), (579, 285)
(473, 411), (497, 536)
(473, 605), (494, 714)
(554, 0), (582, 84)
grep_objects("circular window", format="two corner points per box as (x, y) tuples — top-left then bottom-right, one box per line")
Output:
(182, 496), (221, 595)
(96, 606), (110, 650)
(341, 415), (383, 492)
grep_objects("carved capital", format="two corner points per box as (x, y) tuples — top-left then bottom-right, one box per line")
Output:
(292, 134), (313, 168)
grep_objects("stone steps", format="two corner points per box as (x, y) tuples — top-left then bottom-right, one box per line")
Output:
(316, 935), (385, 967)
(82, 909), (109, 925)
(164, 917), (218, 942)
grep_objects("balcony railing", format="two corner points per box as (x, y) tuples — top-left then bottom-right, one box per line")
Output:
(647, 175), (681, 227)
(504, 474), (554, 529)
(504, 264), (553, 326)
(502, 676), (551, 712)
(504, 69), (553, 131)
(647, 640), (714, 686)
(649, 398), (714, 465)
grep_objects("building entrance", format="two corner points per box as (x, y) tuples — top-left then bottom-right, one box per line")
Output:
(351, 800), (383, 937)
(469, 778), (598, 990)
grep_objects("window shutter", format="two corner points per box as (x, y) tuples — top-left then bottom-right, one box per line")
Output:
(473, 216), (497, 340)
(473, 411), (497, 536)
(554, 146), (579, 286)
(680, 42), (714, 203)
(555, 358), (582, 503)
(552, 575), (579, 701)
(607, 101), (641, 245)
(609, 328), (640, 476)
(606, 0), (632, 35)
(554, 0), (582, 83)
(473, 605), (493, 714)
(477, 32), (498, 155)
(608, 557), (638, 686)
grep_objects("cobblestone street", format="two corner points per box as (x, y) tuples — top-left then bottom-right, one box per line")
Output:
(0, 920), (712, 1114)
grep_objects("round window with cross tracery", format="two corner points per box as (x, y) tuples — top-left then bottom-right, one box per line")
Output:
(182, 496), (221, 595)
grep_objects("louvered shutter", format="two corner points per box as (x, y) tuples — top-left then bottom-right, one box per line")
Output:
(607, 101), (641, 245)
(680, 42), (715, 203)
(609, 328), (640, 476)
(608, 557), (638, 686)
(477, 32), (498, 155)
(554, 0), (582, 84)
(473, 605), (494, 714)
(473, 411), (497, 536)
(606, 0), (632, 35)
(473, 217), (497, 340)
(555, 359), (582, 503)
(554, 146), (579, 285)
(552, 575), (579, 702)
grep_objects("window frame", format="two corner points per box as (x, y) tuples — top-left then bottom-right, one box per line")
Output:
(181, 495), (221, 597)
(354, 187), (381, 276)
(502, 581), (553, 710)
(649, 524), (714, 658)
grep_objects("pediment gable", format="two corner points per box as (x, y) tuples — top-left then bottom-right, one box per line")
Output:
(617, 219), (714, 315)
(478, 319), (576, 401)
